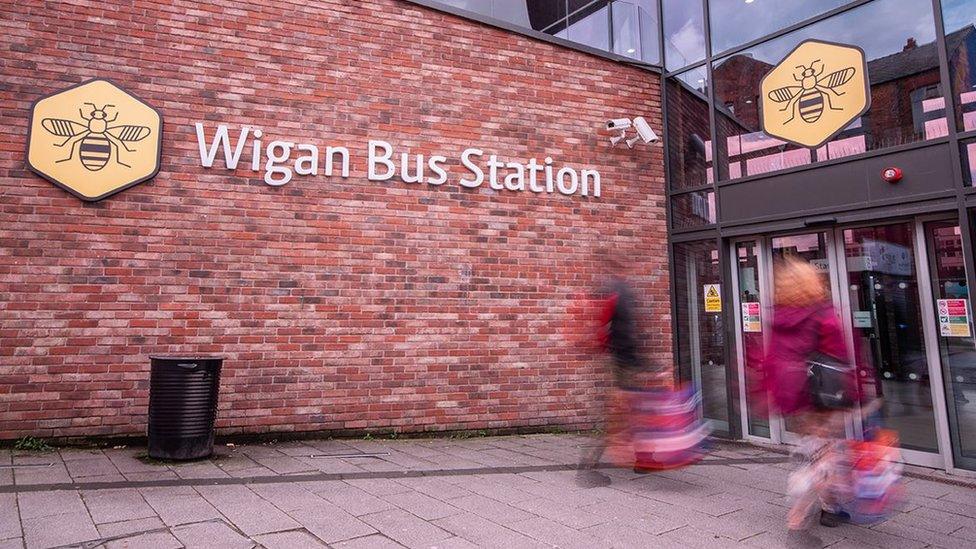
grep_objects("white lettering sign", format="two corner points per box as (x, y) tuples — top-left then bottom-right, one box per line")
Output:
(194, 123), (602, 198)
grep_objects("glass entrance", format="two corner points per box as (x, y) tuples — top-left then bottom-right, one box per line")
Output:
(840, 223), (940, 458)
(730, 218), (960, 468)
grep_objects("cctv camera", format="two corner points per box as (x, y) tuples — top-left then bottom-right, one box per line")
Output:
(606, 118), (632, 131)
(626, 116), (659, 147)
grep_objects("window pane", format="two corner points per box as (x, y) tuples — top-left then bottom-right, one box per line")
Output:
(612, 1), (640, 59)
(493, 0), (567, 32)
(637, 0), (662, 64)
(736, 241), (769, 438)
(667, 67), (713, 190)
(708, 0), (851, 55)
(567, 2), (610, 50)
(673, 240), (729, 432)
(671, 191), (716, 229)
(963, 139), (976, 186)
(941, 0), (976, 132)
(662, 0), (706, 70)
(926, 220), (976, 466)
(611, 0), (661, 63)
(712, 0), (943, 182)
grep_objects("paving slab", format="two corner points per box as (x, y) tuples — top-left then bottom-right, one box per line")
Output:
(22, 510), (99, 549)
(360, 508), (454, 548)
(171, 519), (253, 549)
(195, 484), (300, 536)
(95, 516), (167, 539)
(313, 480), (398, 517)
(141, 486), (223, 527)
(82, 488), (156, 525)
(252, 529), (328, 548)
(445, 494), (534, 525)
(383, 490), (461, 521)
(0, 494), (21, 541)
(431, 512), (549, 548)
(287, 499), (378, 544)
(17, 490), (87, 521)
(330, 534), (407, 548)
(65, 456), (120, 479)
(105, 530), (183, 549)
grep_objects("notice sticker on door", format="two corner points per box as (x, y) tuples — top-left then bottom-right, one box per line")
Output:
(937, 298), (971, 337)
(704, 284), (722, 313)
(852, 310), (872, 328)
(741, 302), (761, 332)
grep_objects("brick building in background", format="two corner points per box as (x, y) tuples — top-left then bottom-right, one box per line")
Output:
(0, 1), (668, 440)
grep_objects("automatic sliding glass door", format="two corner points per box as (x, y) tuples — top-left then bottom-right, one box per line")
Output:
(729, 219), (957, 468)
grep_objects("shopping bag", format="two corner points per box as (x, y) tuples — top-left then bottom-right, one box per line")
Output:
(842, 429), (905, 524)
(629, 384), (711, 470)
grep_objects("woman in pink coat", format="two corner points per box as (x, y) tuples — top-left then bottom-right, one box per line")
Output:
(764, 258), (852, 530)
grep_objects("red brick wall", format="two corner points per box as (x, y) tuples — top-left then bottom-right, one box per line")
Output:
(0, 0), (668, 440)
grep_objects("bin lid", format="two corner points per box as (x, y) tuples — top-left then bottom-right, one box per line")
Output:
(150, 355), (225, 361)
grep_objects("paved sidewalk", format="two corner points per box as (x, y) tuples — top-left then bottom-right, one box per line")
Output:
(1, 434), (974, 548)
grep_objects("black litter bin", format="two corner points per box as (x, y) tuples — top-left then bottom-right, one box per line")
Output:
(148, 355), (223, 460)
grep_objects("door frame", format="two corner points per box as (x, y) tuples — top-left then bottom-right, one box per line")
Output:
(728, 215), (955, 470)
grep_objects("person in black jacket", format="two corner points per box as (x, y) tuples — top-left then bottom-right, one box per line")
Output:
(577, 253), (647, 486)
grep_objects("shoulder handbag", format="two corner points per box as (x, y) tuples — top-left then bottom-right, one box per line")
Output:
(806, 351), (856, 410)
(805, 310), (856, 410)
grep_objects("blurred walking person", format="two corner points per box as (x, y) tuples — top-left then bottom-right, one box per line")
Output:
(763, 258), (854, 530)
(576, 251), (645, 486)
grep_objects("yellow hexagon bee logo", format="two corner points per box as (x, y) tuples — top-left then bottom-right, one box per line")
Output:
(27, 79), (162, 201)
(761, 40), (870, 149)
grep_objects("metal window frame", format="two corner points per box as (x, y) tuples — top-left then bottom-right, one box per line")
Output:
(404, 0), (663, 70)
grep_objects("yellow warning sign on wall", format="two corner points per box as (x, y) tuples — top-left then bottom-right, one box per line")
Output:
(704, 284), (722, 313)
(26, 79), (162, 201)
(760, 40), (870, 149)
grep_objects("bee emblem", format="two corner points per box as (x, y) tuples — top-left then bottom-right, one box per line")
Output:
(41, 103), (151, 171)
(767, 60), (857, 125)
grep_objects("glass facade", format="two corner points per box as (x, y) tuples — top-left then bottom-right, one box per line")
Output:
(942, 0), (976, 132)
(436, 0), (661, 63)
(658, 0), (976, 202)
(662, 0), (705, 70)
(666, 67), (711, 192)
(708, 0), (851, 55)
(714, 0), (943, 181)
(673, 240), (729, 432)
(661, 1), (976, 473)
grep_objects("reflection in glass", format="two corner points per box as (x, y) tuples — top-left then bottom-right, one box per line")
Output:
(637, 0), (661, 64)
(671, 191), (716, 229)
(770, 232), (832, 437)
(492, 0), (567, 32)
(612, 1), (640, 59)
(941, 0), (976, 132)
(736, 241), (769, 437)
(662, 0), (706, 70)
(712, 0), (944, 181)
(674, 241), (728, 432)
(844, 223), (939, 453)
(667, 68), (713, 190)
(708, 0), (849, 55)
(963, 140), (976, 186)
(927, 220), (976, 467)
(567, 2), (610, 50)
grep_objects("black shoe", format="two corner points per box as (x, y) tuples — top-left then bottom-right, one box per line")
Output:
(819, 510), (846, 528)
(633, 466), (652, 474)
